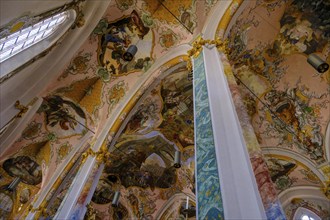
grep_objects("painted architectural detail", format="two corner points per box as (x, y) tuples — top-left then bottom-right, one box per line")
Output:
(193, 53), (224, 219)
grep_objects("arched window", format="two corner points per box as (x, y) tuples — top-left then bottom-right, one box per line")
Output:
(301, 214), (315, 220)
(293, 207), (321, 220)
(0, 12), (67, 62)
(0, 9), (76, 81)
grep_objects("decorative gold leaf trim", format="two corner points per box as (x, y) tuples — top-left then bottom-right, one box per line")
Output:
(186, 37), (230, 71)
(322, 180), (330, 199)
(81, 142), (111, 164)
(14, 100), (28, 118)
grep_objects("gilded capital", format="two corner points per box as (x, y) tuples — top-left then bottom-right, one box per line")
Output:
(186, 37), (229, 71)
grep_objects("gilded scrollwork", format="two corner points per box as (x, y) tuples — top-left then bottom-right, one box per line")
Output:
(322, 180), (330, 199)
(186, 37), (229, 71)
(81, 144), (111, 164)
(85, 203), (97, 220)
(14, 101), (29, 118)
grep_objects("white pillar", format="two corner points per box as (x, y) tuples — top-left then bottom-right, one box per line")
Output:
(193, 45), (266, 219)
(53, 156), (97, 219)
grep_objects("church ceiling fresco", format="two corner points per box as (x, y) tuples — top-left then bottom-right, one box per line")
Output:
(264, 156), (322, 192)
(159, 71), (194, 148)
(94, 10), (153, 76)
(3, 0), (329, 218)
(227, 0), (329, 172)
(0, 1), (214, 217)
(227, 0), (329, 217)
(90, 70), (195, 219)
(285, 198), (330, 220)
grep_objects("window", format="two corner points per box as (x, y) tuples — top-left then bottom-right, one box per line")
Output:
(301, 214), (315, 220)
(0, 9), (76, 81)
(0, 12), (68, 62)
(293, 207), (321, 220)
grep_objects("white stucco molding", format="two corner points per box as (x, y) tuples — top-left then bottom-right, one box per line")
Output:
(324, 121), (330, 161)
(279, 185), (329, 208)
(155, 192), (195, 219)
(0, 97), (42, 158)
(262, 147), (326, 182)
(293, 207), (322, 220)
(202, 0), (232, 39)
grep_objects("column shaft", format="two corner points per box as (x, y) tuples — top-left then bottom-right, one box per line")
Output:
(193, 46), (266, 219)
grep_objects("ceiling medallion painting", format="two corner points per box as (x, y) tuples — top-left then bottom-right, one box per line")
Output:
(3, 156), (42, 186)
(94, 10), (153, 76)
(262, 89), (325, 162)
(159, 28), (180, 49)
(21, 121), (42, 140)
(54, 77), (103, 117)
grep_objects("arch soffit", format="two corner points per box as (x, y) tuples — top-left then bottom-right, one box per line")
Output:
(279, 186), (329, 209)
(262, 147), (326, 182)
(202, 0), (244, 39)
(155, 192), (196, 219)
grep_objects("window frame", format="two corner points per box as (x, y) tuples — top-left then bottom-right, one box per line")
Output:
(0, 9), (76, 82)
(293, 207), (321, 220)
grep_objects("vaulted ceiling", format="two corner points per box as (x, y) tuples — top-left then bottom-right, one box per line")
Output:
(0, 0), (329, 219)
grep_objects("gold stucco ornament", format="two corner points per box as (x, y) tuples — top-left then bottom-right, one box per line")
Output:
(85, 203), (97, 220)
(14, 100), (28, 118)
(186, 37), (229, 71)
(322, 180), (330, 199)
(26, 204), (47, 218)
(81, 143), (111, 164)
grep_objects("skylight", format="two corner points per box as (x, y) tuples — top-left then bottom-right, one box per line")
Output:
(0, 11), (68, 63)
